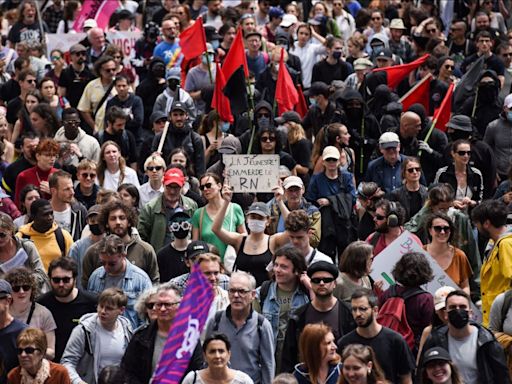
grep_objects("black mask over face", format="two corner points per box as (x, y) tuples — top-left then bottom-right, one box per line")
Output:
(89, 223), (103, 236)
(478, 83), (498, 100)
(173, 228), (189, 239)
(448, 308), (470, 329)
(168, 79), (179, 91)
(152, 64), (165, 79)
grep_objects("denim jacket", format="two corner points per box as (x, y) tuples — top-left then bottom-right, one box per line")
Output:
(87, 261), (152, 329)
(258, 281), (310, 344)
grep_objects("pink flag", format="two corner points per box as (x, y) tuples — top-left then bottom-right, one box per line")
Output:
(152, 265), (214, 384)
(73, 0), (121, 32)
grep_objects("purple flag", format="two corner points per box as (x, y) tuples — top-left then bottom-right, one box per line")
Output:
(152, 265), (214, 384)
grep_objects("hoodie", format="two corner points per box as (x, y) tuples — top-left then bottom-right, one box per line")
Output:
(61, 313), (133, 384)
(16, 223), (73, 271)
(153, 86), (197, 121)
(54, 127), (101, 165)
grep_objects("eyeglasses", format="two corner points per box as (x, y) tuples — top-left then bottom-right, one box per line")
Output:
(426, 28), (437, 33)
(444, 64), (454, 70)
(17, 347), (40, 355)
(407, 167), (421, 173)
(456, 150), (471, 156)
(260, 136), (276, 143)
(147, 166), (163, 172)
(200, 182), (214, 191)
(374, 214), (386, 221)
(64, 120), (80, 125)
(169, 221), (191, 231)
(51, 276), (72, 284)
(351, 306), (370, 312)
(80, 172), (96, 179)
(311, 277), (336, 284)
(154, 301), (180, 309)
(12, 285), (31, 292)
(145, 302), (157, 310)
(433, 225), (451, 233)
(324, 157), (338, 162)
(228, 288), (251, 296)
(26, 79), (36, 84)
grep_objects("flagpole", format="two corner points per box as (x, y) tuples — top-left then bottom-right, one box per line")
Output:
(247, 79), (256, 155)
(398, 73), (432, 104)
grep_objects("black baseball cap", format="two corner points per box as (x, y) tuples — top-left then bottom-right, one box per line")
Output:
(186, 240), (209, 260)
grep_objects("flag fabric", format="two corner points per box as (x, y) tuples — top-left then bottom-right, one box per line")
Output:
(399, 73), (431, 113)
(221, 28), (249, 115)
(275, 48), (299, 115)
(212, 62), (234, 123)
(179, 18), (207, 60)
(296, 85), (308, 118)
(453, 55), (485, 114)
(152, 265), (214, 384)
(73, 0), (120, 32)
(433, 82), (454, 132)
(374, 54), (430, 89)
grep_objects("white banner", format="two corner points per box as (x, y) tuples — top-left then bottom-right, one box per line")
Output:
(223, 154), (280, 193)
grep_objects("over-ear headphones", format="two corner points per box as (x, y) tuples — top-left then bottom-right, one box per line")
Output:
(387, 201), (399, 228)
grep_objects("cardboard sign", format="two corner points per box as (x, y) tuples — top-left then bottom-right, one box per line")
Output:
(223, 154), (280, 193)
(370, 230), (482, 321)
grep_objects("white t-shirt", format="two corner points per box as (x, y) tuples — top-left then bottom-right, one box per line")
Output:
(97, 321), (126, 375)
(53, 206), (72, 233)
(100, 167), (140, 191)
(448, 326), (479, 384)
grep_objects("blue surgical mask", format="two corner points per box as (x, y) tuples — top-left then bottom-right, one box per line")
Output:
(309, 98), (317, 106)
(210, 40), (220, 50)
(221, 121), (230, 132)
(507, 111), (512, 123)
(202, 53), (214, 65)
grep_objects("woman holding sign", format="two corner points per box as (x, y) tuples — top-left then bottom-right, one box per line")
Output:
(424, 212), (472, 295)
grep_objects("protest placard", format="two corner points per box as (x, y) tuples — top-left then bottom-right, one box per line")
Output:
(370, 230), (482, 321)
(223, 154), (280, 193)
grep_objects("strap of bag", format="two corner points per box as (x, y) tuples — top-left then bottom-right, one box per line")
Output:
(55, 226), (66, 257)
(199, 207), (205, 240)
(26, 301), (36, 325)
(93, 81), (115, 119)
(501, 290), (512, 330)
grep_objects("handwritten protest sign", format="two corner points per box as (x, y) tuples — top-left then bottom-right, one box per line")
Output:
(370, 230), (482, 321)
(223, 154), (280, 193)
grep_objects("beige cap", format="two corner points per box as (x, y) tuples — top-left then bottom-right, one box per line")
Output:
(354, 58), (374, 70)
(322, 146), (340, 161)
(434, 286), (456, 310)
(389, 18), (406, 30)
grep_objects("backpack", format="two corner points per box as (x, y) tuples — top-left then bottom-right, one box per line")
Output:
(500, 289), (512, 330)
(376, 285), (424, 350)
(22, 226), (66, 257)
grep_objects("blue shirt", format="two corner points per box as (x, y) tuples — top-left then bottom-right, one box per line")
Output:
(153, 40), (183, 73)
(305, 170), (356, 204)
(365, 154), (405, 194)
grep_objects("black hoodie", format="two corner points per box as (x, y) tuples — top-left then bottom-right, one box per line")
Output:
(136, 57), (167, 129)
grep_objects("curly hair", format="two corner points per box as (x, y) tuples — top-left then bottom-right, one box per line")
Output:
(285, 210), (311, 232)
(5, 267), (38, 301)
(98, 200), (137, 233)
(392, 252), (434, 287)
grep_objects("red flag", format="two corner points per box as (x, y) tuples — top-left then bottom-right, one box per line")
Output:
(275, 48), (299, 115)
(433, 82), (454, 132)
(295, 85), (308, 118)
(221, 27), (249, 115)
(212, 62), (233, 123)
(179, 18), (207, 60)
(374, 54), (430, 89)
(399, 73), (431, 113)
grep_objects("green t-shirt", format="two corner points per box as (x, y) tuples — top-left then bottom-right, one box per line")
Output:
(191, 203), (245, 260)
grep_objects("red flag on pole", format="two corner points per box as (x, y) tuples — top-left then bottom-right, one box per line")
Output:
(374, 54), (430, 89)
(399, 73), (431, 113)
(179, 18), (207, 60)
(275, 48), (299, 115)
(433, 82), (454, 132)
(212, 62), (234, 123)
(295, 85), (308, 118)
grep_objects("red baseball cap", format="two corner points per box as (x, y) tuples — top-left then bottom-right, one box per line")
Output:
(163, 168), (185, 187)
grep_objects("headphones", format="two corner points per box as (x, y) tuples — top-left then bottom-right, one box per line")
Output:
(387, 201), (399, 228)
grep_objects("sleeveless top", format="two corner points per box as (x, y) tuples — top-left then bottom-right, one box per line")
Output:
(235, 236), (273, 287)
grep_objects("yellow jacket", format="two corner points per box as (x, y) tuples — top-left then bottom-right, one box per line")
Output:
(481, 233), (512, 326)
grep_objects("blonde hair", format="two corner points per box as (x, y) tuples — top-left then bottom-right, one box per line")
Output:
(144, 154), (166, 171)
(287, 121), (306, 144)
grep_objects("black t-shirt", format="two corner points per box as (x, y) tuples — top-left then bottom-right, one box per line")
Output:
(407, 189), (423, 220)
(0, 319), (27, 382)
(311, 59), (352, 85)
(358, 211), (376, 241)
(7, 21), (46, 45)
(58, 65), (95, 108)
(37, 290), (98, 362)
(6, 96), (22, 125)
(157, 243), (189, 282)
(337, 327), (415, 383)
(305, 301), (342, 341)
(0, 78), (20, 104)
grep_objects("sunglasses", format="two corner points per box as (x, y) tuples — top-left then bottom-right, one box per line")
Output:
(456, 150), (471, 156)
(26, 79), (36, 84)
(51, 56), (62, 60)
(324, 158), (338, 162)
(169, 221), (191, 231)
(407, 167), (421, 173)
(372, 17), (381, 20)
(80, 172), (96, 179)
(145, 302), (157, 310)
(17, 347), (40, 355)
(12, 285), (31, 292)
(103, 68), (116, 73)
(432, 225), (450, 233)
(444, 65), (454, 70)
(426, 28), (437, 33)
(311, 277), (336, 284)
(200, 182), (214, 191)
(147, 166), (163, 172)
(0, 232), (9, 238)
(502, 53), (512, 57)
(51, 276), (72, 284)
(374, 214), (386, 221)
(260, 136), (276, 143)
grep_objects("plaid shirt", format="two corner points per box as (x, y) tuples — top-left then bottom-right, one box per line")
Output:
(43, 5), (64, 33)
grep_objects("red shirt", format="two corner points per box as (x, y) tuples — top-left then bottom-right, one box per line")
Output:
(14, 166), (57, 208)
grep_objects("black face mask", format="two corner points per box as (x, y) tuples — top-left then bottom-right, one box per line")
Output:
(172, 228), (189, 239)
(152, 66), (165, 79)
(168, 79), (179, 91)
(89, 224), (103, 236)
(478, 83), (497, 99)
(448, 308), (469, 329)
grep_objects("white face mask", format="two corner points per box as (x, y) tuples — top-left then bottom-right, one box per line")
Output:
(247, 219), (266, 233)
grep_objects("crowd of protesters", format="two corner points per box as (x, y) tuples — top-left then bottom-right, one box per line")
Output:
(1, 0), (512, 383)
